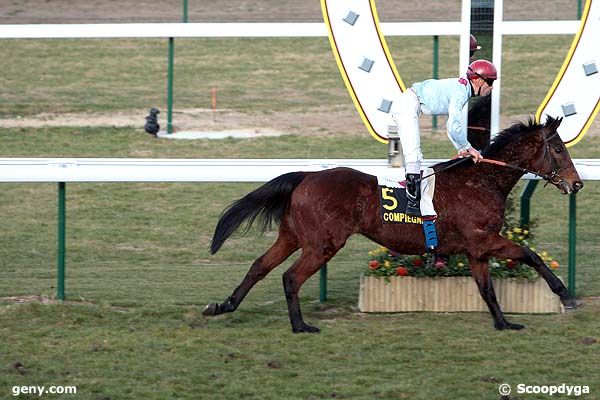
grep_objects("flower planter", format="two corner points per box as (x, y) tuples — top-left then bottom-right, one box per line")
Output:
(358, 276), (564, 314)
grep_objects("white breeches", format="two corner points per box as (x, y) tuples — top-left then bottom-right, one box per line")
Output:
(391, 89), (423, 174)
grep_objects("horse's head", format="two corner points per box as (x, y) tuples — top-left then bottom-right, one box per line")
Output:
(534, 116), (583, 194)
(482, 116), (583, 194)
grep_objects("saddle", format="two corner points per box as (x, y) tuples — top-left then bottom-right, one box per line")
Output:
(376, 167), (438, 251)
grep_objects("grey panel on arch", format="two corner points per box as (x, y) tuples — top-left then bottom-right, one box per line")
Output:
(343, 11), (359, 26)
(378, 99), (393, 113)
(583, 61), (598, 76)
(359, 58), (374, 72)
(561, 102), (577, 117)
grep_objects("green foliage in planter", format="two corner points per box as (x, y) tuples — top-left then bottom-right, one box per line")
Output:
(366, 226), (559, 281)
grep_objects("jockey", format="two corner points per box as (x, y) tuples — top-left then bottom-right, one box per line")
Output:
(391, 59), (497, 216)
(470, 34), (481, 59)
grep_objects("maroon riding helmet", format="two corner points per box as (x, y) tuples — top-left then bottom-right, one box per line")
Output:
(470, 34), (481, 52)
(467, 60), (498, 83)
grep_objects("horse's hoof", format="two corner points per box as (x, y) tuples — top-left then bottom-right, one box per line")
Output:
(202, 303), (219, 316)
(562, 297), (577, 309)
(495, 322), (525, 330)
(292, 324), (321, 334)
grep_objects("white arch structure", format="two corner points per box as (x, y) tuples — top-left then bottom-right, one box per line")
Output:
(322, 0), (597, 145)
(534, 0), (600, 146)
(321, 0), (471, 143)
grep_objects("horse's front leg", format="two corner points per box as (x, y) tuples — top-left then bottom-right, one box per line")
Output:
(468, 255), (525, 330)
(485, 236), (575, 309)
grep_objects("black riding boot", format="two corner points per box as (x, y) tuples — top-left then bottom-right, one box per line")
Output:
(405, 173), (421, 216)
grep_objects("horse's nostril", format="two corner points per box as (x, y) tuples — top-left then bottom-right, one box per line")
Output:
(573, 181), (584, 192)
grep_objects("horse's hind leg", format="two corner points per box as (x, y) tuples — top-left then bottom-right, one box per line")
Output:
(282, 242), (344, 333)
(282, 252), (328, 333)
(203, 227), (298, 316)
(468, 255), (525, 330)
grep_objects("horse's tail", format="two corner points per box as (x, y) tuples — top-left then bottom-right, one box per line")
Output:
(210, 171), (309, 254)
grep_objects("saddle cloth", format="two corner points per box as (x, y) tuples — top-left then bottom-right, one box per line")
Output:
(376, 167), (436, 223)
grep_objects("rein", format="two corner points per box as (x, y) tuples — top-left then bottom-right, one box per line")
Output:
(419, 156), (543, 181)
(420, 130), (566, 186)
(479, 158), (552, 179)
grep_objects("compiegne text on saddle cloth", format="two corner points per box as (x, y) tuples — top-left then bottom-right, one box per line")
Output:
(377, 167), (436, 224)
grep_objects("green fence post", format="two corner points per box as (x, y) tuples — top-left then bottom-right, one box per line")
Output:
(319, 264), (328, 302)
(166, 0), (188, 134)
(57, 182), (66, 300)
(520, 180), (539, 227)
(568, 194), (577, 297)
(432, 35), (439, 129)
(167, 38), (175, 134)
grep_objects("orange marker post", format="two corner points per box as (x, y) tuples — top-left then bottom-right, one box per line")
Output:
(211, 87), (217, 122)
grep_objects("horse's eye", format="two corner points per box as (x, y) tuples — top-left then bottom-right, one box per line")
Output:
(555, 147), (563, 154)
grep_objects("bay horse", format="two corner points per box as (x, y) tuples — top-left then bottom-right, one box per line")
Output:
(204, 116), (583, 333)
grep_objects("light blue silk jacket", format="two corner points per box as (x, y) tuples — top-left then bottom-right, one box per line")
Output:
(411, 78), (473, 152)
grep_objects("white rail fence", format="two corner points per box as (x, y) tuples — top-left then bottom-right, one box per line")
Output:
(1, 158), (598, 301)
(1, 158), (599, 181)
(0, 21), (578, 39)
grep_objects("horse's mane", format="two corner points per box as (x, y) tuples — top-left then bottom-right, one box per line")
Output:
(481, 116), (547, 157)
(433, 115), (555, 172)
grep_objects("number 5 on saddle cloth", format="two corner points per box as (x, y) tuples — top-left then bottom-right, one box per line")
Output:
(377, 168), (438, 251)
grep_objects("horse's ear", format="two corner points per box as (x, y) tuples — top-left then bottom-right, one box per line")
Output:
(545, 115), (563, 132)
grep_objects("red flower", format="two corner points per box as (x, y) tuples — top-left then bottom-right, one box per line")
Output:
(412, 257), (424, 267)
(369, 260), (379, 270)
(506, 259), (517, 269)
(396, 266), (409, 276)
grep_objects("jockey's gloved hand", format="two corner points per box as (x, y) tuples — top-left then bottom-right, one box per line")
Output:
(458, 147), (483, 163)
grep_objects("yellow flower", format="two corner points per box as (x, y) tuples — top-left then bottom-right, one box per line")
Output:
(513, 227), (522, 233)
(523, 230), (529, 235)
(507, 232), (513, 240)
(384, 260), (391, 269)
(518, 235), (525, 240)
(458, 262), (464, 268)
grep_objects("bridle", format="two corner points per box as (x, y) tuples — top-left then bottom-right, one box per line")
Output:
(487, 128), (568, 189)
(542, 130), (569, 188)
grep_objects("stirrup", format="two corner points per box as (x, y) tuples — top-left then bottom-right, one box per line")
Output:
(405, 201), (421, 216)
